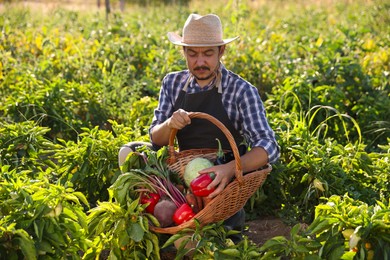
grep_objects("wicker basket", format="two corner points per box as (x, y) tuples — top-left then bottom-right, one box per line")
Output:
(150, 112), (272, 234)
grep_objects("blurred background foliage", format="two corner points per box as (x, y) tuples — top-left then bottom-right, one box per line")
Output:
(0, 0), (389, 220)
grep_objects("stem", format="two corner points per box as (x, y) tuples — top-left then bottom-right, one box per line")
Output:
(216, 138), (224, 158)
(149, 176), (186, 208)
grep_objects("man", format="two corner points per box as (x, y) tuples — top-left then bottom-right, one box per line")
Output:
(119, 13), (279, 243)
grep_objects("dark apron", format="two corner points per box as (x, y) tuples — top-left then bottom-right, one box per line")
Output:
(173, 84), (243, 152)
(173, 79), (246, 243)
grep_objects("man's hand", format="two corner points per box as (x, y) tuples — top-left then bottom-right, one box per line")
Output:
(198, 161), (236, 199)
(150, 109), (192, 147)
(195, 147), (269, 198)
(166, 109), (191, 130)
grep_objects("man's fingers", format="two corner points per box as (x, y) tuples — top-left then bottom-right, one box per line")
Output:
(207, 175), (230, 198)
(208, 184), (225, 198)
(177, 115), (189, 125)
(172, 110), (191, 128)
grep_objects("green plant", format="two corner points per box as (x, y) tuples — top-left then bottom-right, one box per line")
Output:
(163, 219), (264, 260)
(85, 198), (160, 259)
(0, 224), (36, 260)
(258, 195), (390, 259)
(0, 121), (60, 174)
(308, 195), (390, 260)
(0, 166), (90, 259)
(84, 160), (166, 260)
(163, 220), (237, 259)
(259, 224), (322, 259)
(0, 1), (389, 258)
(54, 125), (125, 205)
(256, 83), (388, 223)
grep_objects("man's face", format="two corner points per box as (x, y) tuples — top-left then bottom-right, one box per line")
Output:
(184, 46), (225, 83)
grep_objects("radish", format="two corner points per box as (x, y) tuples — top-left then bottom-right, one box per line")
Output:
(153, 198), (177, 227)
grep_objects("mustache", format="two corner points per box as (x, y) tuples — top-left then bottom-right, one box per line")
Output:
(194, 66), (210, 71)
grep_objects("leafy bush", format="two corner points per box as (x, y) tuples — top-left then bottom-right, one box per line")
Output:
(0, 167), (89, 259)
(0, 121), (59, 174)
(54, 122), (132, 205)
(253, 88), (390, 222)
(0, 0), (389, 258)
(259, 195), (390, 260)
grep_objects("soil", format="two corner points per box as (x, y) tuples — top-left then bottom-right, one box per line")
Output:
(245, 216), (292, 245)
(160, 216), (292, 259)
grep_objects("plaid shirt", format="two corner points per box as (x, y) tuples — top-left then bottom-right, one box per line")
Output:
(150, 63), (280, 164)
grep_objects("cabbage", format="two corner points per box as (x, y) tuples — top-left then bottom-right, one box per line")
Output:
(183, 158), (214, 187)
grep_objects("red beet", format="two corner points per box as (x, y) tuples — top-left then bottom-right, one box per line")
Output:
(153, 199), (177, 227)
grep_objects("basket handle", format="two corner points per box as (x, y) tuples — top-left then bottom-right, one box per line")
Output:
(168, 112), (244, 184)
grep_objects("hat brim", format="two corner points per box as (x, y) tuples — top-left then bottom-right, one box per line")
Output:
(167, 32), (239, 47)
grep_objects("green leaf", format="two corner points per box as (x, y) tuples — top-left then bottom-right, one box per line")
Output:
(290, 224), (301, 236)
(36, 239), (55, 254)
(295, 245), (310, 253)
(128, 222), (144, 242)
(72, 191), (89, 206)
(114, 218), (127, 233)
(340, 250), (356, 259)
(118, 230), (130, 247)
(13, 229), (37, 260)
(247, 251), (261, 258)
(127, 198), (140, 212)
(309, 219), (331, 235)
(219, 248), (241, 257)
(162, 233), (184, 248)
(259, 236), (288, 251)
(108, 249), (120, 260)
(33, 219), (45, 241)
(327, 245), (345, 260)
(45, 230), (67, 247)
(95, 217), (110, 236)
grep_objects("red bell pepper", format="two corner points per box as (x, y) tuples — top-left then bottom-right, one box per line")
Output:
(173, 203), (195, 225)
(190, 173), (216, 197)
(140, 192), (160, 214)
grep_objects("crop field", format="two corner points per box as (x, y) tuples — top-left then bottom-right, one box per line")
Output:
(0, 0), (389, 259)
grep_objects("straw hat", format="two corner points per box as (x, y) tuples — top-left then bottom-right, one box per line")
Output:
(167, 14), (239, 47)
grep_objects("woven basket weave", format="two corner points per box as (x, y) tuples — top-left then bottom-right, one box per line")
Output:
(150, 112), (271, 234)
